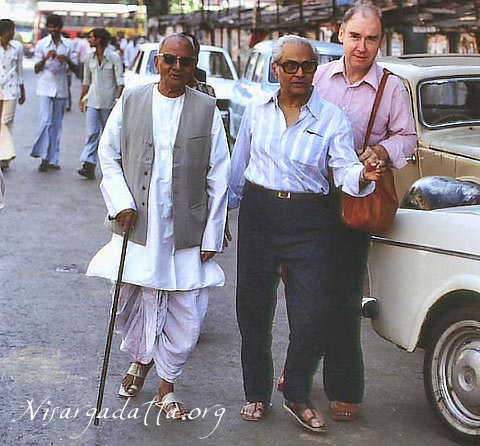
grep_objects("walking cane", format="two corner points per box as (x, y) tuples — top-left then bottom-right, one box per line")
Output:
(94, 230), (129, 426)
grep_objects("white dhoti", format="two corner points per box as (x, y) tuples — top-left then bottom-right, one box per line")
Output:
(115, 283), (208, 383)
(0, 100), (16, 162)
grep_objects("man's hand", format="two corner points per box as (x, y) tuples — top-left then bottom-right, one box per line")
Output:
(359, 145), (390, 165)
(362, 160), (386, 182)
(201, 251), (215, 262)
(115, 208), (137, 235)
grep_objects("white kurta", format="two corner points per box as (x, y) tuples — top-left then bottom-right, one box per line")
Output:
(86, 86), (230, 291)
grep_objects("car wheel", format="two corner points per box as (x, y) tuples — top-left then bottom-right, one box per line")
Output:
(423, 306), (480, 443)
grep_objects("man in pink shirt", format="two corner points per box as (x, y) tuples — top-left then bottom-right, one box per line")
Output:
(312, 0), (416, 422)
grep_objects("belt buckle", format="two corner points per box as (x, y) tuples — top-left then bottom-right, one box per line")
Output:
(276, 191), (291, 199)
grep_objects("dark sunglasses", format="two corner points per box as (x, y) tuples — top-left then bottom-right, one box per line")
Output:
(278, 59), (318, 74)
(158, 53), (196, 67)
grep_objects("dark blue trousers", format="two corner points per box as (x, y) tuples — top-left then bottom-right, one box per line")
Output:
(323, 223), (369, 404)
(236, 185), (334, 404)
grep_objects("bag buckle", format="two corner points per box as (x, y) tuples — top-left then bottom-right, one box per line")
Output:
(276, 191), (291, 199)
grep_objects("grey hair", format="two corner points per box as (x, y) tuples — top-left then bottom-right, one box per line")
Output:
(342, 0), (384, 33)
(159, 33), (196, 56)
(271, 35), (317, 63)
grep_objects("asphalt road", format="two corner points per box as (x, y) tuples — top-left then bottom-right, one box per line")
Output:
(0, 64), (462, 446)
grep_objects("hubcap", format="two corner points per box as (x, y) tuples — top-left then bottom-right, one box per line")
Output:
(452, 340), (480, 410)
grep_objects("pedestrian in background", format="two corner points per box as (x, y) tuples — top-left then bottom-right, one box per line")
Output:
(86, 33), (229, 419)
(0, 19), (26, 170)
(229, 34), (382, 433)
(30, 14), (78, 172)
(78, 28), (124, 180)
(312, 0), (416, 422)
(124, 34), (139, 68)
(74, 31), (89, 81)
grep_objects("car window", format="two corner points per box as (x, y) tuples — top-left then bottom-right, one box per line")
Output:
(146, 49), (158, 75)
(252, 54), (265, 83)
(198, 51), (234, 80)
(243, 52), (259, 81)
(419, 77), (480, 127)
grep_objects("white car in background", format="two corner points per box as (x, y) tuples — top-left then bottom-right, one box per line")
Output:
(125, 42), (238, 132)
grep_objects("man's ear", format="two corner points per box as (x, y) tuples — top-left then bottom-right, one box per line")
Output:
(338, 25), (345, 44)
(272, 62), (280, 80)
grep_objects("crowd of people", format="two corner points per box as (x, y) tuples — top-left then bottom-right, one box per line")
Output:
(0, 0), (417, 435)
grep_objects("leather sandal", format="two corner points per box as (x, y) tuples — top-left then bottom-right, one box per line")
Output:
(240, 401), (269, 421)
(154, 392), (191, 420)
(283, 400), (326, 433)
(329, 401), (359, 421)
(118, 361), (153, 398)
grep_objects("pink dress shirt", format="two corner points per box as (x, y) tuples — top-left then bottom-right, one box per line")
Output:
(313, 57), (417, 169)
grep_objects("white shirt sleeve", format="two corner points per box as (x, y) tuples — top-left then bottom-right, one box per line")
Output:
(98, 99), (137, 217)
(201, 107), (230, 252)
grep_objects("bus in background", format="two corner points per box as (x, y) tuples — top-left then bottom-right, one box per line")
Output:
(33, 1), (147, 42)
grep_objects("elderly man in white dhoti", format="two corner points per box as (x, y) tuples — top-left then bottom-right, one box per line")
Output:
(86, 33), (230, 419)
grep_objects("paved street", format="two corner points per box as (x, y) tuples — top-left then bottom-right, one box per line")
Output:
(0, 65), (462, 446)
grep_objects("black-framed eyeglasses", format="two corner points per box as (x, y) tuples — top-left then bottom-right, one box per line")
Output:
(158, 53), (196, 67)
(278, 59), (318, 74)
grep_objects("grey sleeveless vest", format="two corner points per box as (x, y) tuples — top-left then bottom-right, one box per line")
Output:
(107, 83), (216, 249)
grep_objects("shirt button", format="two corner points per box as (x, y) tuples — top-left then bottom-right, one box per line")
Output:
(142, 186), (146, 190)
(144, 171), (148, 176)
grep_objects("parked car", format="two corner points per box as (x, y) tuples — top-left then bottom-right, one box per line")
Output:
(377, 55), (480, 202)
(125, 42), (238, 131)
(366, 205), (480, 443)
(228, 39), (343, 141)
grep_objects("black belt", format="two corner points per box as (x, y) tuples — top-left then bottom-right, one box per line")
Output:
(246, 181), (326, 201)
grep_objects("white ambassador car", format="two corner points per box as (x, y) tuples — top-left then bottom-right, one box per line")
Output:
(367, 205), (480, 443)
(125, 42), (238, 132)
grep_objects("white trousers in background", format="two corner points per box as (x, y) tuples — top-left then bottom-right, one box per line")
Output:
(0, 100), (16, 162)
(114, 283), (208, 383)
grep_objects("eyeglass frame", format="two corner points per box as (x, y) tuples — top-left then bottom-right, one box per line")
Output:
(277, 59), (318, 74)
(157, 52), (197, 68)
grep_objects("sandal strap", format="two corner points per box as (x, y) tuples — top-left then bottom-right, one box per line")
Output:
(126, 361), (151, 379)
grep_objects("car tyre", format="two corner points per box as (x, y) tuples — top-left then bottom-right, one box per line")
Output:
(423, 306), (480, 443)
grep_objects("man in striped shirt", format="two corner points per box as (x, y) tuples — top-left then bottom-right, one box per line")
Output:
(229, 34), (383, 433)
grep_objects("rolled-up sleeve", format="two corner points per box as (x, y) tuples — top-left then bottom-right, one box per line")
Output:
(98, 100), (136, 217)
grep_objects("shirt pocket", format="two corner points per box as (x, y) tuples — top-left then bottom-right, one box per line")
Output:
(289, 128), (325, 167)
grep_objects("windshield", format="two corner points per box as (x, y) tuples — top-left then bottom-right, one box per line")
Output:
(419, 77), (480, 127)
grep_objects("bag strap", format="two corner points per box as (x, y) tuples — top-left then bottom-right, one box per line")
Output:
(362, 68), (391, 151)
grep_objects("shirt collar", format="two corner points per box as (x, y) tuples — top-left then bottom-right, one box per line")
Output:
(263, 86), (322, 120)
(46, 34), (68, 48)
(329, 56), (380, 90)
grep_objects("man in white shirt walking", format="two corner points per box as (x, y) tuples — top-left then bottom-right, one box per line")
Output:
(77, 28), (124, 180)
(30, 14), (78, 172)
(229, 35), (382, 433)
(0, 19), (26, 170)
(87, 33), (229, 419)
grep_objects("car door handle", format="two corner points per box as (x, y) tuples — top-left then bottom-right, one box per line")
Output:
(406, 153), (417, 164)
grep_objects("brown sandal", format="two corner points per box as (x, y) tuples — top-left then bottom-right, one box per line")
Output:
(283, 400), (326, 433)
(329, 401), (359, 421)
(240, 401), (269, 421)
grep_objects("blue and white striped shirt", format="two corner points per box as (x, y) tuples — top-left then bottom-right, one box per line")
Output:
(228, 88), (374, 209)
